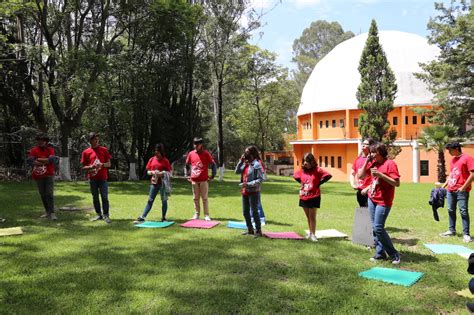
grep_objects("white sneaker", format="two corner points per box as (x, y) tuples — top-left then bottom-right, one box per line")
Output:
(440, 230), (456, 237)
(305, 231), (311, 239)
(191, 213), (199, 220)
(204, 215), (211, 221)
(50, 213), (58, 220)
(310, 234), (318, 242)
(464, 235), (472, 243)
(40, 213), (49, 218)
(260, 218), (266, 226)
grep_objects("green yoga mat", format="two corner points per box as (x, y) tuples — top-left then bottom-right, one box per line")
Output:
(359, 267), (423, 287)
(135, 221), (174, 228)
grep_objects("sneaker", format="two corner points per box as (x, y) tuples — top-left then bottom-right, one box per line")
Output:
(464, 235), (472, 243)
(204, 215), (211, 221)
(369, 254), (387, 262)
(133, 217), (145, 224)
(440, 230), (456, 237)
(161, 217), (168, 222)
(104, 216), (111, 224)
(305, 231), (311, 239)
(191, 213), (199, 220)
(260, 218), (266, 226)
(50, 213), (58, 220)
(40, 213), (49, 219)
(0, 218), (5, 223)
(310, 234), (318, 242)
(241, 230), (254, 236)
(253, 231), (263, 238)
(391, 255), (401, 265)
(91, 215), (103, 221)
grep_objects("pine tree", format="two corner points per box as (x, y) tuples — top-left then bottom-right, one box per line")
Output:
(357, 19), (398, 152)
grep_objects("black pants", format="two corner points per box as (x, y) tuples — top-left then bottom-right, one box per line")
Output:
(36, 176), (54, 214)
(356, 189), (368, 208)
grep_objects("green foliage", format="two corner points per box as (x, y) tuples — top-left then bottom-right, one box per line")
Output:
(357, 20), (398, 156)
(0, 176), (471, 313)
(292, 20), (354, 92)
(418, 124), (457, 182)
(416, 0), (473, 136)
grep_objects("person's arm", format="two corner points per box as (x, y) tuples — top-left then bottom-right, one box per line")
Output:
(371, 169), (400, 187)
(350, 172), (358, 189)
(459, 171), (474, 192)
(357, 156), (371, 179)
(246, 163), (264, 187)
(210, 162), (216, 180)
(318, 174), (332, 187)
(235, 159), (245, 174)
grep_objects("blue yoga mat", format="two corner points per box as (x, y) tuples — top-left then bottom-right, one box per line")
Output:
(135, 221), (175, 228)
(424, 244), (474, 254)
(359, 267), (424, 287)
(227, 221), (247, 229)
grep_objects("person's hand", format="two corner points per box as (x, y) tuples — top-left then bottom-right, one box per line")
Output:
(370, 168), (380, 178)
(241, 182), (247, 188)
(186, 176), (192, 183)
(361, 187), (369, 196)
(351, 183), (358, 190)
(240, 154), (245, 161)
(459, 186), (467, 192)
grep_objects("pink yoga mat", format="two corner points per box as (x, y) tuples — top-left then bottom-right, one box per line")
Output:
(263, 232), (304, 240)
(180, 219), (220, 229)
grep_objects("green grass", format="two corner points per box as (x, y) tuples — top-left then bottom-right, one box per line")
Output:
(0, 173), (472, 313)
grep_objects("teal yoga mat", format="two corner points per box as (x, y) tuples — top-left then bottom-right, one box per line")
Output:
(227, 221), (247, 229)
(359, 267), (423, 287)
(424, 244), (474, 254)
(135, 221), (175, 228)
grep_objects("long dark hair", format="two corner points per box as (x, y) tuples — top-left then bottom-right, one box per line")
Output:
(245, 145), (261, 161)
(154, 143), (165, 157)
(302, 153), (317, 170)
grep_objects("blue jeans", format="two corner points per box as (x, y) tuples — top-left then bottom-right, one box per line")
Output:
(243, 193), (261, 231)
(89, 180), (109, 216)
(142, 184), (168, 219)
(257, 193), (265, 219)
(447, 191), (470, 235)
(368, 199), (398, 258)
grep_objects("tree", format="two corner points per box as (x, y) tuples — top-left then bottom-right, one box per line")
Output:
(357, 19), (398, 156)
(416, 0), (473, 137)
(418, 125), (457, 182)
(292, 20), (354, 92)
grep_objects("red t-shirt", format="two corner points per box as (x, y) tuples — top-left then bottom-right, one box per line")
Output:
(241, 164), (257, 196)
(81, 146), (112, 180)
(146, 156), (172, 185)
(293, 167), (331, 201)
(352, 155), (372, 189)
(447, 154), (474, 192)
(367, 159), (400, 207)
(29, 146), (56, 180)
(186, 150), (215, 182)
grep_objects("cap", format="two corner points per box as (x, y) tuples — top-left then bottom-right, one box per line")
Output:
(445, 141), (461, 150)
(89, 132), (99, 140)
(193, 137), (203, 144)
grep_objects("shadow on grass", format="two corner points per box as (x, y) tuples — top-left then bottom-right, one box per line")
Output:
(386, 227), (410, 233)
(392, 237), (419, 246)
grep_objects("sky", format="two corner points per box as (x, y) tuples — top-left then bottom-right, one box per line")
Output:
(248, 0), (450, 70)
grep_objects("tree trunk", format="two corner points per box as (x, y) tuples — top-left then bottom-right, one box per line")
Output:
(437, 150), (447, 183)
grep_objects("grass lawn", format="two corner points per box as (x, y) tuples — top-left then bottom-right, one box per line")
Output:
(0, 173), (472, 313)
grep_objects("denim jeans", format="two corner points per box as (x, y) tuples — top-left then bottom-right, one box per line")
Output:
(142, 184), (168, 219)
(243, 193), (261, 232)
(447, 191), (470, 235)
(36, 176), (54, 214)
(89, 180), (109, 216)
(257, 193), (265, 219)
(368, 199), (398, 258)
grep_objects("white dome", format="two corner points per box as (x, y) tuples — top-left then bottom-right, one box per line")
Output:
(297, 31), (440, 115)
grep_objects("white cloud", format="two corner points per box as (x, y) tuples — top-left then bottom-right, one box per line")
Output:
(290, 0), (322, 9)
(274, 39), (295, 70)
(402, 9), (408, 16)
(249, 0), (274, 9)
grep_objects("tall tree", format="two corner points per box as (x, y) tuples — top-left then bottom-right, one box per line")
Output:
(417, 0), (473, 137)
(357, 19), (398, 155)
(418, 125), (457, 182)
(292, 20), (354, 92)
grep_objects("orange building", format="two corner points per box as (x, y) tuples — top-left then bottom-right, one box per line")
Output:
(291, 31), (474, 183)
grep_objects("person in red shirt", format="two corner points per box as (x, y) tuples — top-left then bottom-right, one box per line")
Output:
(134, 143), (172, 223)
(81, 132), (112, 223)
(440, 142), (474, 242)
(235, 146), (265, 237)
(293, 153), (332, 242)
(27, 133), (59, 220)
(350, 138), (375, 207)
(359, 143), (401, 264)
(185, 137), (216, 221)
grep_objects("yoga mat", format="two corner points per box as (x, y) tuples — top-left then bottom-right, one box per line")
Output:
(305, 229), (348, 239)
(424, 244), (474, 254)
(0, 227), (23, 237)
(180, 220), (220, 229)
(456, 288), (474, 298)
(359, 267), (424, 287)
(352, 207), (373, 246)
(227, 221), (247, 229)
(459, 252), (472, 259)
(263, 232), (304, 240)
(135, 221), (175, 228)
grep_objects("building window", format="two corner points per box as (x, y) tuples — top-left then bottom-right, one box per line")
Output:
(405, 116), (409, 125)
(421, 116), (426, 124)
(325, 120), (329, 128)
(338, 156), (342, 168)
(354, 118), (358, 127)
(324, 156), (328, 167)
(331, 156), (335, 168)
(393, 116), (398, 125)
(319, 156), (322, 166)
(340, 119), (344, 128)
(420, 160), (429, 176)
(320, 121), (323, 128)
(412, 116), (417, 124)
(332, 120), (336, 128)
